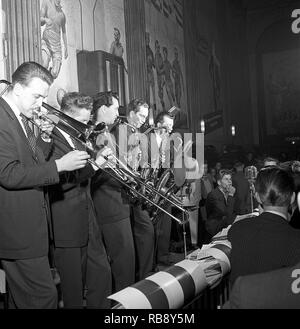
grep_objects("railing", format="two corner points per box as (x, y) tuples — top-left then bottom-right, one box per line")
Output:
(183, 275), (230, 309)
(109, 239), (232, 309)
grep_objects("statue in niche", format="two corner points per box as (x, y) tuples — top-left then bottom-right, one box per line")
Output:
(40, 0), (68, 79)
(172, 47), (184, 107)
(110, 28), (124, 58)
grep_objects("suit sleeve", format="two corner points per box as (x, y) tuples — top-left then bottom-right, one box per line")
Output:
(0, 126), (59, 189)
(48, 138), (95, 190)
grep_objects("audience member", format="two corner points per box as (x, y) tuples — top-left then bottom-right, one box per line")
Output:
(228, 167), (300, 286)
(244, 151), (255, 167)
(225, 170), (300, 309)
(208, 167), (218, 188)
(232, 161), (250, 215)
(205, 169), (236, 240)
(199, 161), (214, 222)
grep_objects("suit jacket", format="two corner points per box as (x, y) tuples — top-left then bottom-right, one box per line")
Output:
(0, 97), (59, 259)
(205, 187), (235, 237)
(225, 262), (300, 309)
(228, 212), (300, 285)
(232, 171), (250, 215)
(90, 126), (130, 224)
(48, 128), (96, 247)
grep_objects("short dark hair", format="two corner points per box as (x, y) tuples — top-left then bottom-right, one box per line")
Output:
(12, 61), (53, 87)
(126, 98), (149, 115)
(92, 91), (119, 122)
(234, 161), (244, 169)
(255, 167), (295, 207)
(61, 92), (93, 115)
(216, 169), (232, 181)
(154, 111), (174, 125)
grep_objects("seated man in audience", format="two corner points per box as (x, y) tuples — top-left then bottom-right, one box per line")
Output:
(228, 167), (300, 286)
(205, 169), (236, 241)
(224, 174), (300, 309)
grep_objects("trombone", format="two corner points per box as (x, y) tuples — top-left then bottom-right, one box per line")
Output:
(0, 80), (188, 224)
(38, 107), (188, 224)
(96, 115), (188, 220)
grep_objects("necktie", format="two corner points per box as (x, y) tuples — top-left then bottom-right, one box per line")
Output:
(21, 115), (37, 154)
(71, 136), (85, 151)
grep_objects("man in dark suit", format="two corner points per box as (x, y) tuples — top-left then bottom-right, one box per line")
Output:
(91, 91), (135, 293)
(232, 161), (250, 215)
(150, 111), (175, 266)
(228, 167), (300, 286)
(0, 62), (90, 308)
(48, 92), (113, 308)
(205, 169), (236, 240)
(124, 99), (154, 280)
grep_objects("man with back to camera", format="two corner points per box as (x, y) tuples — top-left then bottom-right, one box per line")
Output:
(228, 167), (300, 286)
(0, 61), (90, 308)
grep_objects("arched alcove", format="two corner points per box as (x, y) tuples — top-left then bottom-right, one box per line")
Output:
(255, 18), (300, 145)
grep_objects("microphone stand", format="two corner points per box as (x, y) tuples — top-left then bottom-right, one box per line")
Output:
(249, 180), (254, 213)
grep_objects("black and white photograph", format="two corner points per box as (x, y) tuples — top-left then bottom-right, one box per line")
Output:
(0, 0), (300, 316)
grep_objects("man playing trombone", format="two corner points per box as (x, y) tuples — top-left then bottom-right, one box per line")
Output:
(91, 91), (136, 293)
(47, 92), (114, 308)
(0, 62), (91, 308)
(120, 99), (155, 281)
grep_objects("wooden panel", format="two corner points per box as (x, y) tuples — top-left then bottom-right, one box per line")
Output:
(77, 50), (126, 106)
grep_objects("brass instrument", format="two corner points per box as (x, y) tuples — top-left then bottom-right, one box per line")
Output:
(89, 115), (189, 223)
(0, 79), (188, 224)
(39, 107), (188, 223)
(134, 120), (187, 222)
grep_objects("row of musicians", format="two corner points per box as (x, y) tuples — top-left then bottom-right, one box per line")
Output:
(0, 62), (178, 309)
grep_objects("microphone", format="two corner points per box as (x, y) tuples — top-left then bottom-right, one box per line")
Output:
(245, 166), (258, 181)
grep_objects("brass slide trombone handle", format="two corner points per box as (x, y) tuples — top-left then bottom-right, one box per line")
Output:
(93, 158), (188, 225)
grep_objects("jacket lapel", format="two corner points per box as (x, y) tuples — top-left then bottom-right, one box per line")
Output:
(0, 98), (39, 162)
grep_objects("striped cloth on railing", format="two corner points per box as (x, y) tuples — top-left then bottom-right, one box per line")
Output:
(108, 240), (231, 309)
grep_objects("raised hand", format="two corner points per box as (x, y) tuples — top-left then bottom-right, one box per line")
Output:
(95, 146), (114, 168)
